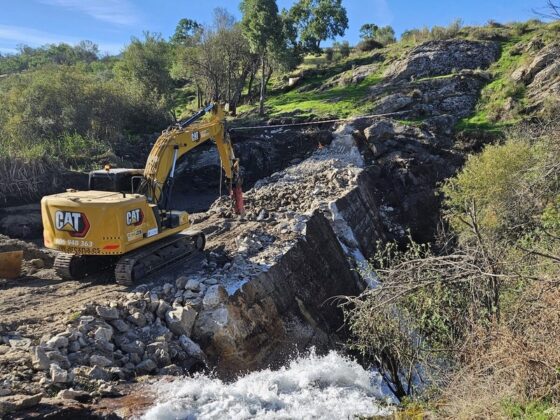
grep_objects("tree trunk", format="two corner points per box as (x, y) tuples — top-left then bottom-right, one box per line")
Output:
(231, 67), (250, 117)
(259, 55), (266, 117)
(246, 70), (255, 105)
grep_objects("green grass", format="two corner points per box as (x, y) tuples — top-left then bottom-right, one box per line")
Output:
(240, 47), (400, 119)
(502, 399), (560, 419)
(457, 30), (538, 133)
(455, 113), (517, 133)
(265, 72), (385, 118)
(300, 53), (328, 70)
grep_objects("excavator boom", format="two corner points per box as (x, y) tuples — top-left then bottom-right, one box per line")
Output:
(142, 103), (243, 213)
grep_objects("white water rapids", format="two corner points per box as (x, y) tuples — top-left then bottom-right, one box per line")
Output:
(142, 350), (396, 419)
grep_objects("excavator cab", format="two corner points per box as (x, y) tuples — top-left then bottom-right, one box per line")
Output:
(88, 168), (144, 193)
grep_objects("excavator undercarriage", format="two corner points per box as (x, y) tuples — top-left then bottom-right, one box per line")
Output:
(53, 230), (205, 284)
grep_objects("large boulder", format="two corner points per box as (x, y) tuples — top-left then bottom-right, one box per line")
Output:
(165, 306), (197, 337)
(95, 305), (119, 321)
(384, 40), (500, 81)
(30, 346), (51, 371)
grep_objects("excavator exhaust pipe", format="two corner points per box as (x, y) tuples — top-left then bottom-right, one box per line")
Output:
(0, 250), (23, 279)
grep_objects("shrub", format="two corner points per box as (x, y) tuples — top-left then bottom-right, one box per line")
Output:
(541, 96), (560, 120)
(374, 26), (396, 45)
(339, 41), (351, 58)
(356, 38), (383, 52)
(0, 65), (170, 166)
(401, 20), (463, 44)
(442, 138), (538, 240)
(345, 121), (560, 412)
(324, 47), (334, 62)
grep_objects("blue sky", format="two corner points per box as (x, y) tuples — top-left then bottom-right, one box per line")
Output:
(0, 0), (544, 55)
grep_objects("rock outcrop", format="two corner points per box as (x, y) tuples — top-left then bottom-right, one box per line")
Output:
(384, 39), (500, 81)
(512, 42), (560, 111)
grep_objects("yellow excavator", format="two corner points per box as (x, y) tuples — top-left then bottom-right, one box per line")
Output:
(41, 103), (243, 285)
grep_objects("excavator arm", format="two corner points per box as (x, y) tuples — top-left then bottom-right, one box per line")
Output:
(141, 103), (243, 214)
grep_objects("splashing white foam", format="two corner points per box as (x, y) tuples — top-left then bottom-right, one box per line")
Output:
(142, 350), (396, 420)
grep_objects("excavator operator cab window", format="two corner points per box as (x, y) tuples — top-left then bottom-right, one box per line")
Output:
(88, 168), (145, 193)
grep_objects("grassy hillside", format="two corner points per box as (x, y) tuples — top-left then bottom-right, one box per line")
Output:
(237, 19), (560, 134)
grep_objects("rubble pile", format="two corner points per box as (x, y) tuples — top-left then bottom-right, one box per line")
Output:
(0, 277), (215, 399)
(209, 123), (365, 264)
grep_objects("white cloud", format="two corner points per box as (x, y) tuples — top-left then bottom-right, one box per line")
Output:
(0, 24), (123, 55)
(0, 25), (72, 47)
(39, 0), (139, 26)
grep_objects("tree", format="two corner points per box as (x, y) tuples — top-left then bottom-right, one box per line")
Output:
(116, 32), (174, 110)
(240, 0), (284, 116)
(359, 23), (379, 40)
(289, 0), (348, 53)
(171, 18), (202, 45)
(374, 26), (396, 45)
(75, 40), (99, 63)
(173, 9), (257, 114)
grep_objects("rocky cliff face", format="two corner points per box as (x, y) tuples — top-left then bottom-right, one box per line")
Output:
(384, 40), (500, 81)
(512, 41), (560, 112)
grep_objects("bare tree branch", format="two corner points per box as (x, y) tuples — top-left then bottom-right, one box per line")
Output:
(533, 0), (560, 20)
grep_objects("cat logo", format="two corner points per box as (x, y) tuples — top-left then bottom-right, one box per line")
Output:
(55, 211), (90, 238)
(126, 209), (144, 226)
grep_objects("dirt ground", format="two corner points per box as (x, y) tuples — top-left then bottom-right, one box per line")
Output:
(0, 207), (282, 342)
(0, 215), (226, 340)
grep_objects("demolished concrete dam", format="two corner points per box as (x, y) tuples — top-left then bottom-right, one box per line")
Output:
(190, 124), (388, 374)
(179, 109), (465, 374)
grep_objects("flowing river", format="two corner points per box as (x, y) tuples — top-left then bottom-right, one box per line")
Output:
(142, 350), (396, 419)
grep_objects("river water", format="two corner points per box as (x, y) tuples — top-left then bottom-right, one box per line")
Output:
(142, 350), (396, 419)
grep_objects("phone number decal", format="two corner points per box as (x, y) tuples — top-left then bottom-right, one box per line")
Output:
(59, 247), (103, 255)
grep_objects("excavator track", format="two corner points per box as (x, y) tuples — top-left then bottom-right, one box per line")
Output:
(54, 253), (115, 280)
(114, 230), (205, 286)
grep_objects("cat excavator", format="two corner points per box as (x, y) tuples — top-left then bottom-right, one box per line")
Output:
(41, 103), (244, 285)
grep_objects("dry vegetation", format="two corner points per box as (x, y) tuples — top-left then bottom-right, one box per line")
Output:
(343, 120), (560, 418)
(0, 157), (61, 204)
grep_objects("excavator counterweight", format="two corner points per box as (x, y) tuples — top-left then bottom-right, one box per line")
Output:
(41, 103), (243, 284)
